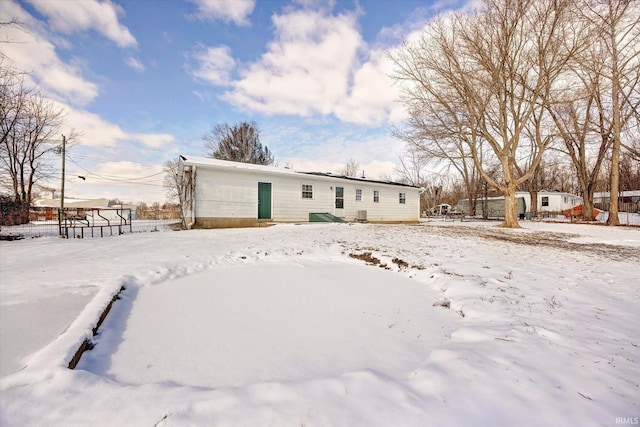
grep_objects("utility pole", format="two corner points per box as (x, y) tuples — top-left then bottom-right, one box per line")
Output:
(59, 134), (66, 237)
(60, 134), (66, 210)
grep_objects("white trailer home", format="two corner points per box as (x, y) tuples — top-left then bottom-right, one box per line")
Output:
(178, 155), (422, 228)
(518, 190), (583, 214)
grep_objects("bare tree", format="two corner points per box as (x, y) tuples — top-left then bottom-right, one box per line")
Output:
(162, 159), (180, 201)
(620, 151), (640, 191)
(391, 0), (579, 227)
(576, 0), (640, 225)
(203, 121), (274, 165)
(545, 64), (613, 221)
(395, 150), (427, 187)
(624, 138), (640, 161)
(1, 61), (64, 216)
(393, 118), (484, 216)
(162, 158), (186, 229)
(394, 150), (434, 215)
(337, 158), (360, 177)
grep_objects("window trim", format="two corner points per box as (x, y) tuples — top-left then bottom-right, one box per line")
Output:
(373, 190), (379, 203)
(541, 196), (549, 207)
(355, 188), (362, 202)
(301, 183), (314, 199)
(399, 192), (406, 204)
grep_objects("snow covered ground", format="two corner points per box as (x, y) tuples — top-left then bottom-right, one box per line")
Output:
(1, 219), (638, 426)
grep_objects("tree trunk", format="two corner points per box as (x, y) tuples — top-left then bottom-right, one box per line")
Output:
(500, 183), (521, 228)
(607, 140), (621, 225)
(530, 189), (538, 218)
(582, 189), (597, 221)
(465, 180), (476, 216)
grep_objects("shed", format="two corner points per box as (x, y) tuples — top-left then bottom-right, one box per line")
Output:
(178, 155), (422, 228)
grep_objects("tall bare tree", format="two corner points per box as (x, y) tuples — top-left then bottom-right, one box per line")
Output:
(577, 0), (640, 225)
(162, 158), (186, 229)
(1, 61), (64, 211)
(546, 71), (613, 221)
(391, 0), (580, 227)
(203, 121), (274, 165)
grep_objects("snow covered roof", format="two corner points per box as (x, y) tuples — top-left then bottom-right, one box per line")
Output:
(179, 155), (421, 189)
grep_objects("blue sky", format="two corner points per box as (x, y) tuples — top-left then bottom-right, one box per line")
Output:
(2, 0), (468, 203)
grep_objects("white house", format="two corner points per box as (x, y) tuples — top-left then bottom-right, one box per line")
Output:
(178, 155), (422, 228)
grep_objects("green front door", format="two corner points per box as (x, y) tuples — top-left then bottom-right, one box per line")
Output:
(258, 182), (272, 219)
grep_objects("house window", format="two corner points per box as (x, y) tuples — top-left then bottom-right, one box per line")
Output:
(542, 196), (549, 207)
(373, 190), (379, 203)
(355, 189), (362, 201)
(399, 192), (406, 204)
(302, 184), (313, 199)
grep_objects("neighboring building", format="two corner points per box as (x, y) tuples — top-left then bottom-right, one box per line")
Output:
(178, 155), (422, 228)
(594, 190), (640, 213)
(456, 190), (583, 218)
(32, 198), (110, 209)
(456, 195), (527, 218)
(30, 198), (137, 221)
(519, 191), (583, 213)
(31, 198), (109, 221)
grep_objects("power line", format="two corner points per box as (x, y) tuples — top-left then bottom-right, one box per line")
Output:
(66, 157), (167, 183)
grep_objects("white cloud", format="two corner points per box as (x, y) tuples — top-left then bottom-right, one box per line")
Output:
(188, 0), (255, 26)
(57, 106), (176, 203)
(215, 6), (405, 126)
(222, 8), (365, 118)
(0, 1), (99, 106)
(125, 57), (145, 73)
(188, 45), (236, 86)
(131, 133), (175, 149)
(25, 0), (137, 48)
(334, 49), (400, 124)
(57, 101), (175, 149)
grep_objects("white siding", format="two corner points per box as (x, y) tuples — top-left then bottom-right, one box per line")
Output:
(195, 168), (258, 218)
(186, 159), (421, 222)
(270, 176), (420, 222)
(272, 176), (332, 221)
(338, 184), (420, 222)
